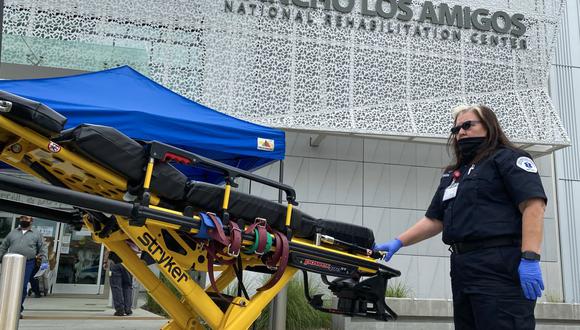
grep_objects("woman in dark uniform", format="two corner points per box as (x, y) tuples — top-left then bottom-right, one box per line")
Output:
(375, 105), (546, 329)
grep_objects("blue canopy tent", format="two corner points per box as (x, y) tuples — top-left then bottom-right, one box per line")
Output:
(0, 66), (285, 182)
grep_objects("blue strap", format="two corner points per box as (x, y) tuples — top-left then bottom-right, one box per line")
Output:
(195, 212), (223, 239)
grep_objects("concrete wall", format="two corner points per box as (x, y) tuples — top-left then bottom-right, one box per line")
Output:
(334, 299), (580, 330)
(239, 132), (563, 301)
(550, 0), (580, 304)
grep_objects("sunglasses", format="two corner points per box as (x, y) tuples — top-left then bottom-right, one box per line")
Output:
(450, 120), (481, 134)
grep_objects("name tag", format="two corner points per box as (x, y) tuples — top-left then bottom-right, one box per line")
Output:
(442, 182), (458, 201)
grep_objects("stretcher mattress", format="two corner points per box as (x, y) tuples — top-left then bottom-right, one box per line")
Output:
(0, 91), (66, 137)
(0, 91), (375, 249)
(186, 181), (375, 248)
(55, 124), (188, 201)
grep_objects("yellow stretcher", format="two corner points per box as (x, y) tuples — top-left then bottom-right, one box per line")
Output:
(0, 91), (400, 330)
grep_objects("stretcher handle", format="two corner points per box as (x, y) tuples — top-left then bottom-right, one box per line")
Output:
(0, 174), (283, 248)
(0, 173), (200, 230)
(148, 141), (298, 205)
(0, 198), (83, 229)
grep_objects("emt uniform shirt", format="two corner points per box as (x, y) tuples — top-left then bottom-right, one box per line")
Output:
(425, 147), (547, 245)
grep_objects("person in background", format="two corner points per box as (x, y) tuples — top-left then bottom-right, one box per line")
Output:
(0, 215), (48, 318)
(375, 105), (546, 329)
(103, 245), (135, 316)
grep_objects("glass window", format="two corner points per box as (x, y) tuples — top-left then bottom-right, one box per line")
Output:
(0, 213), (15, 243)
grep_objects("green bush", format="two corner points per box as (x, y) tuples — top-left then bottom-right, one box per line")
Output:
(142, 273), (182, 317)
(252, 304), (270, 330)
(251, 274), (331, 330)
(385, 280), (412, 298)
(285, 275), (331, 330)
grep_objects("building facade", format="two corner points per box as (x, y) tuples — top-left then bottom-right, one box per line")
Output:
(550, 0), (580, 304)
(0, 0), (578, 303)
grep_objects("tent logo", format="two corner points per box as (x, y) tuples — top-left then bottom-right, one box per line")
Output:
(257, 138), (275, 151)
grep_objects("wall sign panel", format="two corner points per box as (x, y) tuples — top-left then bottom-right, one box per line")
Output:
(3, 0), (569, 148)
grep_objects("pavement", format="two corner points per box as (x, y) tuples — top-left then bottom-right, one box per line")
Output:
(17, 294), (169, 330)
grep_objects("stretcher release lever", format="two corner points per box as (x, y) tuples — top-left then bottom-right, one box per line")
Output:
(319, 234), (380, 258)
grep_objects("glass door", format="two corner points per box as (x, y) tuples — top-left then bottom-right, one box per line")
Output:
(30, 217), (59, 294)
(52, 223), (105, 294)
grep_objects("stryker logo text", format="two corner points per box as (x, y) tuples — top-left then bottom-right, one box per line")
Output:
(138, 232), (189, 283)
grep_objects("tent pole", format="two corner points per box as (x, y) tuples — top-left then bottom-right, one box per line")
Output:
(269, 159), (288, 329)
(278, 160), (284, 204)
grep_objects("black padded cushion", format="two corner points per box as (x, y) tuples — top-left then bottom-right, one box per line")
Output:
(60, 124), (147, 183)
(149, 162), (188, 201)
(57, 124), (187, 201)
(186, 181), (304, 231)
(185, 181), (375, 248)
(0, 90), (67, 137)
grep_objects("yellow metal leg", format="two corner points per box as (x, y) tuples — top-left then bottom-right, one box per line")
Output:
(103, 239), (197, 330)
(161, 320), (181, 330)
(219, 267), (298, 330)
(162, 319), (206, 330)
(116, 219), (225, 329)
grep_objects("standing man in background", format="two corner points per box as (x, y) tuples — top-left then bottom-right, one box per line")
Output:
(107, 251), (133, 316)
(103, 241), (139, 317)
(0, 215), (48, 318)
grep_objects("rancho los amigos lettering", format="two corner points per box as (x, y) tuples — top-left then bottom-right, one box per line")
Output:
(225, 0), (528, 50)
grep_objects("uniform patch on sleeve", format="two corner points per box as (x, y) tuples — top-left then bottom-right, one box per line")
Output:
(516, 157), (538, 173)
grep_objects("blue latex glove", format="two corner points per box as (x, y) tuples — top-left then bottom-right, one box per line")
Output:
(40, 262), (49, 271)
(373, 238), (403, 262)
(518, 259), (544, 300)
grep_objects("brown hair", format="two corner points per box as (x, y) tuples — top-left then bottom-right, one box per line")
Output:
(446, 104), (517, 170)
(18, 215), (33, 221)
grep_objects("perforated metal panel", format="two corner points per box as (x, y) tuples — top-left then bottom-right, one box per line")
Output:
(3, 0), (569, 147)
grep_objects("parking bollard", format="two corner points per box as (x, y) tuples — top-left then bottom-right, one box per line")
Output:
(0, 254), (26, 330)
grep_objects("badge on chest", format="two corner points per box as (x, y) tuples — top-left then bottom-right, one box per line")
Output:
(442, 169), (462, 202)
(443, 182), (458, 201)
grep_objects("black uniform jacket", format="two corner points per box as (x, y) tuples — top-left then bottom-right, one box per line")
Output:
(426, 147), (547, 245)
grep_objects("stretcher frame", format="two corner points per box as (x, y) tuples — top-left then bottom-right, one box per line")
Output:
(0, 113), (400, 330)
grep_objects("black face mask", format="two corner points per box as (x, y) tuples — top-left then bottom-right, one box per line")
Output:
(19, 220), (31, 228)
(457, 137), (486, 163)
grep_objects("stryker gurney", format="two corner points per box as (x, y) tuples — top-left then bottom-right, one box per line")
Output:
(0, 90), (400, 330)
